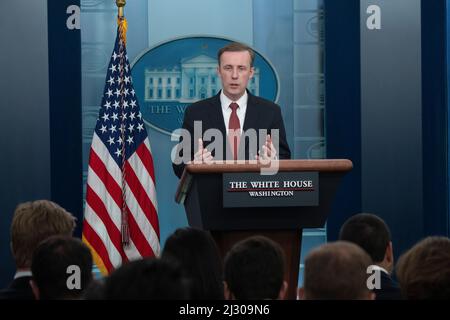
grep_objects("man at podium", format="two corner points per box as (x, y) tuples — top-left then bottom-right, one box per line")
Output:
(172, 41), (291, 178)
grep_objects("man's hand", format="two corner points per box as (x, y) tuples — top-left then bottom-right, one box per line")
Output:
(255, 134), (278, 161)
(193, 138), (214, 164)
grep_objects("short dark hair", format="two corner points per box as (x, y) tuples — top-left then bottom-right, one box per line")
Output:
(31, 236), (93, 300)
(104, 257), (190, 300)
(82, 279), (105, 300)
(396, 236), (450, 299)
(217, 42), (255, 67)
(162, 227), (224, 299)
(339, 213), (391, 263)
(224, 236), (285, 300)
(303, 241), (372, 300)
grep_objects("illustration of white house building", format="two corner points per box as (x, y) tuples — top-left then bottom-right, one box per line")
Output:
(144, 54), (259, 102)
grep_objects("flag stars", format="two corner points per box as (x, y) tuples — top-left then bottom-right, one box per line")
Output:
(104, 101), (111, 109)
(95, 40), (149, 162)
(107, 136), (115, 145)
(101, 113), (110, 122)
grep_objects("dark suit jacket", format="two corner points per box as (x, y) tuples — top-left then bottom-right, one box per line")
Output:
(173, 91), (291, 178)
(0, 276), (35, 300)
(374, 271), (402, 300)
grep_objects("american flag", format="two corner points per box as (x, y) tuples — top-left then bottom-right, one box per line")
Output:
(82, 23), (160, 275)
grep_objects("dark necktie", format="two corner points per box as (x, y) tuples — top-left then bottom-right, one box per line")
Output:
(228, 102), (240, 160)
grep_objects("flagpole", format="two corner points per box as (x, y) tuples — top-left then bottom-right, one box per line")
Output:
(116, 0), (126, 18)
(116, 0), (130, 246)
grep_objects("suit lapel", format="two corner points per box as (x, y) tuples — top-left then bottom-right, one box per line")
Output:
(243, 92), (259, 132)
(242, 92), (260, 159)
(206, 93), (229, 159)
(207, 93), (227, 136)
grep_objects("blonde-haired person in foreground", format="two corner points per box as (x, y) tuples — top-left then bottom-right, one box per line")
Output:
(0, 200), (76, 300)
(298, 241), (376, 300)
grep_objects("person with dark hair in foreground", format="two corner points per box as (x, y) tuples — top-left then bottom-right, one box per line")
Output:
(339, 213), (401, 299)
(104, 257), (191, 300)
(223, 235), (287, 300)
(162, 227), (224, 299)
(396, 236), (450, 299)
(30, 236), (93, 300)
(299, 241), (375, 300)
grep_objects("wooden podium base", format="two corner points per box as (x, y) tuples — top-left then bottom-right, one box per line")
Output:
(211, 229), (302, 300)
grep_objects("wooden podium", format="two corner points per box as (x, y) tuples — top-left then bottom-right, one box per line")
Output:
(175, 159), (352, 299)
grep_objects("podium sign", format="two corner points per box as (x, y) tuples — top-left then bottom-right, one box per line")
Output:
(223, 172), (319, 208)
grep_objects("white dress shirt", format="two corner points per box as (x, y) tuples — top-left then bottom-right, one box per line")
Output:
(220, 90), (248, 135)
(14, 270), (32, 279)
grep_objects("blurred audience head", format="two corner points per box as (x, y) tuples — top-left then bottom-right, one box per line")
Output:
(104, 257), (190, 300)
(162, 227), (224, 299)
(299, 241), (375, 300)
(82, 279), (105, 300)
(30, 236), (93, 300)
(10, 200), (76, 269)
(396, 236), (450, 299)
(339, 213), (393, 272)
(224, 235), (287, 300)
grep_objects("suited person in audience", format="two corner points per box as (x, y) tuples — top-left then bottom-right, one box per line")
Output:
(0, 200), (76, 300)
(339, 213), (402, 300)
(30, 236), (93, 300)
(172, 41), (291, 178)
